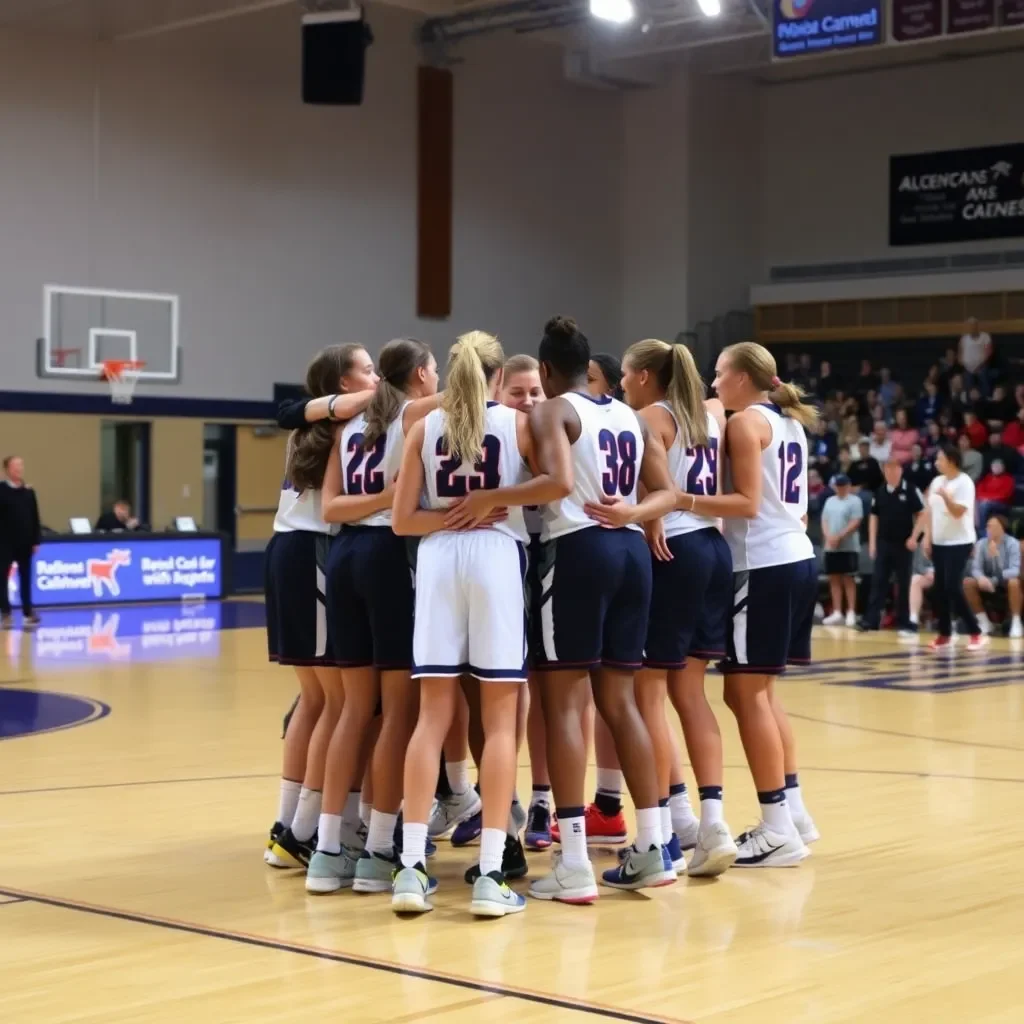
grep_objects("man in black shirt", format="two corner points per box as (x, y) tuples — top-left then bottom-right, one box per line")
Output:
(95, 499), (140, 532)
(848, 439), (883, 493)
(857, 458), (925, 633)
(0, 455), (42, 628)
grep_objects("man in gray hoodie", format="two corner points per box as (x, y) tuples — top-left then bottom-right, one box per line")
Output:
(963, 513), (1023, 637)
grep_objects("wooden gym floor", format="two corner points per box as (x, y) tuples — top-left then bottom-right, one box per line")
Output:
(2, 600), (1024, 1024)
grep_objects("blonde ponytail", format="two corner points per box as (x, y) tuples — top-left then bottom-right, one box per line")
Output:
(441, 331), (505, 461)
(624, 339), (708, 448)
(721, 341), (819, 429)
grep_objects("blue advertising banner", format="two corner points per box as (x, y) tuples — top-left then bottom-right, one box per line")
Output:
(773, 0), (883, 58)
(7, 537), (223, 608)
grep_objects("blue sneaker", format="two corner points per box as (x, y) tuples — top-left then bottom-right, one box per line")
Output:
(665, 833), (686, 872)
(525, 804), (552, 851)
(451, 810), (482, 847)
(602, 844), (677, 891)
(470, 871), (527, 918)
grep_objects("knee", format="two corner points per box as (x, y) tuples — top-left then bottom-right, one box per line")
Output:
(723, 679), (741, 713)
(592, 686), (633, 727)
(963, 577), (978, 594)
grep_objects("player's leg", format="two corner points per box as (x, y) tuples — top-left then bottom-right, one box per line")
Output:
(431, 691), (481, 840)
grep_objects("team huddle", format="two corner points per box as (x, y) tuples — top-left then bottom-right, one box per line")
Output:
(263, 317), (820, 919)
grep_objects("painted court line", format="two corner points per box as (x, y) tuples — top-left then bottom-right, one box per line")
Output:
(0, 887), (690, 1024)
(790, 712), (1024, 753)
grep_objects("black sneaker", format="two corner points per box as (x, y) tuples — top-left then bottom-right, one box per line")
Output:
(464, 834), (529, 884)
(854, 619), (875, 633)
(269, 826), (317, 869)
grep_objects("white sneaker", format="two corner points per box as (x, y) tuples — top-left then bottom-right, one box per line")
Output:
(427, 788), (482, 839)
(822, 611), (844, 626)
(790, 810), (820, 845)
(733, 823), (809, 868)
(528, 852), (599, 904)
(1011, 619), (1023, 639)
(845, 610), (857, 628)
(672, 816), (700, 852)
(978, 616), (993, 636)
(687, 821), (738, 877)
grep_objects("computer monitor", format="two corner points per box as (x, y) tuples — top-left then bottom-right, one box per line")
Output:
(69, 517), (92, 535)
(175, 517), (198, 532)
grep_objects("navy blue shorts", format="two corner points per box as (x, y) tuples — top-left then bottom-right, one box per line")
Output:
(325, 526), (414, 669)
(535, 526), (652, 671)
(524, 533), (545, 669)
(644, 527), (733, 668)
(720, 558), (817, 675)
(265, 530), (334, 666)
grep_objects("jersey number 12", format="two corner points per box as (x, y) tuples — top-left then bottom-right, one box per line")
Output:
(777, 441), (803, 504)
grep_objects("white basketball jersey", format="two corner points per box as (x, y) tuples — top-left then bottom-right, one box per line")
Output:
(273, 438), (335, 535)
(542, 392), (645, 541)
(659, 401), (720, 539)
(339, 403), (411, 528)
(723, 403), (813, 571)
(420, 403), (530, 544)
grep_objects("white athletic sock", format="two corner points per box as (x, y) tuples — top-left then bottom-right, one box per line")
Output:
(760, 795), (793, 834)
(276, 779), (301, 826)
(480, 827), (506, 876)
(530, 787), (552, 810)
(784, 775), (807, 818)
(700, 797), (724, 826)
(446, 760), (470, 796)
(669, 786), (696, 831)
(400, 822), (428, 869)
(595, 768), (623, 797)
(316, 813), (342, 854)
(909, 613), (919, 625)
(558, 813), (589, 871)
(359, 800), (371, 827)
(1014, 615), (1023, 628)
(659, 804), (673, 846)
(341, 790), (365, 849)
(291, 787), (321, 842)
(635, 807), (661, 852)
(366, 810), (398, 857)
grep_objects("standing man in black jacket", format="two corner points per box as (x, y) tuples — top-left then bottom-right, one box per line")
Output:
(0, 455), (42, 628)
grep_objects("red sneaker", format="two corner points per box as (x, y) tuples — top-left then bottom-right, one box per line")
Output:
(551, 803), (628, 846)
(967, 634), (990, 652)
(928, 635), (951, 652)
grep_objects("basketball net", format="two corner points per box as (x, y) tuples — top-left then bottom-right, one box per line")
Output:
(101, 359), (146, 405)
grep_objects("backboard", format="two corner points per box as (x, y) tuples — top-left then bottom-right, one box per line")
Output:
(37, 285), (181, 382)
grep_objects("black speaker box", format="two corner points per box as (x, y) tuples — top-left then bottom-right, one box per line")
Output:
(302, 13), (373, 106)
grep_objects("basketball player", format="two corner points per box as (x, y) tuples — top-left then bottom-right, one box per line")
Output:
(684, 341), (819, 867)
(391, 331), (570, 918)
(299, 339), (441, 894)
(520, 317), (678, 902)
(620, 339), (738, 878)
(264, 345), (377, 866)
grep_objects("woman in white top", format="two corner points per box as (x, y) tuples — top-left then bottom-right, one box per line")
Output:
(923, 443), (985, 652)
(263, 344), (377, 865)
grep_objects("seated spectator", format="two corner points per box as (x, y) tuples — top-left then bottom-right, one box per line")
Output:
(981, 384), (1015, 430)
(889, 408), (918, 464)
(963, 514), (1022, 638)
(855, 359), (880, 397)
(961, 409), (988, 450)
(858, 390), (879, 434)
(905, 443), (937, 494)
(794, 352), (816, 392)
(916, 380), (943, 426)
(821, 475), (863, 627)
(807, 468), (831, 517)
(871, 401), (890, 428)
(840, 414), (860, 454)
(947, 374), (971, 427)
(923, 421), (944, 459)
(807, 418), (838, 480)
(849, 438), (883, 492)
(984, 430), (1019, 475)
(907, 548), (935, 634)
(878, 367), (899, 411)
(818, 359), (838, 396)
(975, 459), (1015, 528)
(831, 449), (854, 485)
(869, 421), (891, 463)
(95, 500), (140, 532)
(938, 346), (964, 394)
(1003, 407), (1024, 452)
(958, 433), (984, 483)
(959, 316), (995, 395)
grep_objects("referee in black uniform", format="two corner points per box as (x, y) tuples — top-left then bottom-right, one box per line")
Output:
(857, 457), (924, 632)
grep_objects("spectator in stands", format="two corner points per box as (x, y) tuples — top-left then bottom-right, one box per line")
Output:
(984, 430), (1019, 475)
(878, 367), (899, 412)
(958, 433), (984, 483)
(807, 418), (838, 481)
(1016, 384), (1024, 413)
(858, 391), (879, 434)
(962, 409), (988, 450)
(963, 514), (1023, 638)
(923, 421), (945, 459)
(808, 468), (830, 517)
(857, 458), (924, 635)
(907, 548), (934, 634)
(821, 475), (863, 627)
(959, 317), (995, 395)
(855, 359), (880, 397)
(850, 438), (883, 492)
(818, 359), (837, 395)
(906, 443), (936, 494)
(938, 347), (964, 393)
(890, 408), (918, 465)
(794, 352), (816, 392)
(1003, 406), (1024, 452)
(916, 380), (943, 427)
(0, 455), (41, 629)
(869, 421), (892, 463)
(981, 384), (1014, 430)
(947, 374), (971, 426)
(975, 459), (1015, 529)
(840, 413), (860, 454)
(95, 499), (141, 532)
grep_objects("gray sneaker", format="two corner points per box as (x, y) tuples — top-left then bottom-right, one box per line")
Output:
(352, 850), (399, 893)
(601, 844), (676, 890)
(687, 821), (738, 878)
(391, 863), (438, 914)
(470, 872), (526, 918)
(427, 788), (481, 839)
(528, 852), (599, 904)
(305, 847), (358, 894)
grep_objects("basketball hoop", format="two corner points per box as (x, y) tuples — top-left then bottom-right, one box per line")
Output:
(101, 359), (146, 405)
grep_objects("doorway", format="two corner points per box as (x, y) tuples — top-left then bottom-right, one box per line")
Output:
(100, 421), (150, 526)
(203, 425), (237, 545)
